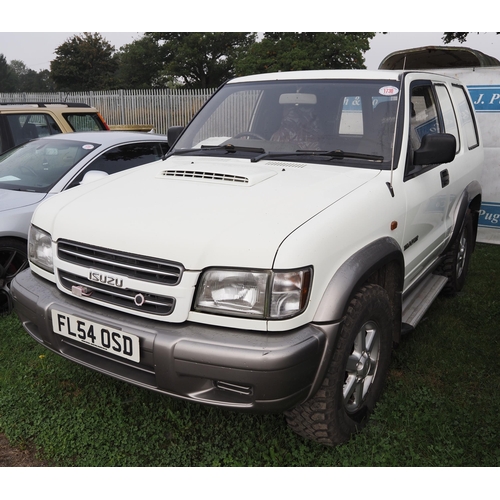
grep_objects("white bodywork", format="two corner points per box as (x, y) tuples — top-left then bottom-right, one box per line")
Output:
(28, 70), (484, 334)
(429, 67), (500, 244)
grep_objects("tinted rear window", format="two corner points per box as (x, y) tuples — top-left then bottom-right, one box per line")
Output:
(63, 113), (107, 132)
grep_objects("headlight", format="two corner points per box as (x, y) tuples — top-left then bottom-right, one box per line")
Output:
(194, 267), (312, 319)
(28, 225), (53, 273)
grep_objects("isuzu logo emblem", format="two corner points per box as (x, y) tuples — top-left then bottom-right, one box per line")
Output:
(88, 269), (124, 288)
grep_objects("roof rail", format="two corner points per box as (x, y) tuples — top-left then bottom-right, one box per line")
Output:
(0, 102), (92, 108)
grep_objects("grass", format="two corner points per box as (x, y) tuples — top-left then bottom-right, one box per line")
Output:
(0, 243), (499, 466)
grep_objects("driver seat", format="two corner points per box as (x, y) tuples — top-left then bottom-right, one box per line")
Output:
(271, 105), (320, 150)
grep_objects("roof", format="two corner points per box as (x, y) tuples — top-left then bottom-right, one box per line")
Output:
(379, 46), (500, 70)
(42, 130), (168, 146)
(0, 102), (93, 108)
(229, 69), (404, 84)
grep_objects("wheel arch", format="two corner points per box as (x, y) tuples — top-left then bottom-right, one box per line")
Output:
(313, 237), (404, 344)
(0, 235), (28, 245)
(0, 235), (29, 313)
(444, 180), (482, 254)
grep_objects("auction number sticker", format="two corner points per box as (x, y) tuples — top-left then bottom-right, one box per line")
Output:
(51, 310), (140, 362)
(379, 86), (399, 96)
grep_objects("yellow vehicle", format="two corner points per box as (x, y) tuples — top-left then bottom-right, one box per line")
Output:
(0, 102), (109, 154)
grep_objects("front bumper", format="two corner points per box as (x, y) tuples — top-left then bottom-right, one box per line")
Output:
(12, 270), (340, 413)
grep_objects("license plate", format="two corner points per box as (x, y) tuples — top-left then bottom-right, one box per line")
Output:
(51, 310), (140, 363)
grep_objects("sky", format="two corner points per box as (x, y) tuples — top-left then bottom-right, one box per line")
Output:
(2, 32), (500, 72)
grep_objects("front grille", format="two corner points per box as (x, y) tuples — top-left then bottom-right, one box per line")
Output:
(59, 270), (175, 315)
(58, 240), (183, 286)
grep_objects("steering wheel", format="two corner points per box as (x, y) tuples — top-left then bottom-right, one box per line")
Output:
(20, 165), (42, 181)
(233, 131), (266, 140)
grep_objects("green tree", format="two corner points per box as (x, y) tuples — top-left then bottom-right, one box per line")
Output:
(50, 32), (119, 91)
(443, 32), (500, 43)
(116, 36), (167, 89)
(236, 32), (375, 75)
(442, 32), (471, 44)
(146, 32), (256, 88)
(0, 54), (16, 92)
(8, 60), (54, 92)
(36, 69), (56, 92)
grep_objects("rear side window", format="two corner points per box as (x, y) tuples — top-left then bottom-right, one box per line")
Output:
(451, 85), (479, 149)
(64, 113), (107, 132)
(435, 84), (460, 152)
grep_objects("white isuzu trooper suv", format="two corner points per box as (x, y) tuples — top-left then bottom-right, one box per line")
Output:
(12, 70), (484, 445)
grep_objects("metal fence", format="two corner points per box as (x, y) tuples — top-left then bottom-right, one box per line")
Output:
(0, 89), (216, 134)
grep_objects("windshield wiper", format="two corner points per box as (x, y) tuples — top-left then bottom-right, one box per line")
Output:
(165, 143), (265, 160)
(250, 150), (384, 163)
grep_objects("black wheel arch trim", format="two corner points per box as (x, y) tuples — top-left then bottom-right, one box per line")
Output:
(313, 237), (404, 325)
(443, 180), (482, 255)
(305, 238), (404, 401)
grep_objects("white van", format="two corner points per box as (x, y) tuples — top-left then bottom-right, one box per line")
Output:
(380, 45), (500, 244)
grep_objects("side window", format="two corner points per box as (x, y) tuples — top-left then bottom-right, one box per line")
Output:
(0, 116), (9, 153)
(68, 142), (166, 187)
(451, 85), (479, 149)
(435, 84), (460, 153)
(6, 113), (62, 147)
(410, 84), (440, 150)
(44, 115), (63, 135)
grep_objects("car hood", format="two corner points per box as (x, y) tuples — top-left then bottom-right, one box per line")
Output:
(34, 156), (381, 269)
(0, 189), (47, 212)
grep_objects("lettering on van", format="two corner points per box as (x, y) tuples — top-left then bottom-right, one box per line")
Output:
(468, 86), (500, 113)
(479, 202), (500, 228)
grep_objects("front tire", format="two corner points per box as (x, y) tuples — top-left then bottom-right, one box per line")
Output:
(0, 238), (29, 313)
(285, 284), (393, 446)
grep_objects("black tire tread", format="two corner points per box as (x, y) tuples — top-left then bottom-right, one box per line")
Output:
(285, 284), (393, 446)
(442, 211), (473, 295)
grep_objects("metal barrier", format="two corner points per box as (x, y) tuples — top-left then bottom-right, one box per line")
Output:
(0, 89), (216, 134)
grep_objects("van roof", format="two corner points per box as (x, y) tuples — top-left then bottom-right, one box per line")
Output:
(379, 45), (500, 70)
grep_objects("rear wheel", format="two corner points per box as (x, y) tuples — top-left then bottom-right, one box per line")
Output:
(0, 238), (28, 313)
(285, 284), (393, 445)
(443, 211), (473, 295)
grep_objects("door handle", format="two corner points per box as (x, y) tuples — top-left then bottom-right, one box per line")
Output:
(440, 169), (449, 188)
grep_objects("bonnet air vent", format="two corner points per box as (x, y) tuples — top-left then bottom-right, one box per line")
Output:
(160, 170), (249, 184)
(264, 161), (307, 168)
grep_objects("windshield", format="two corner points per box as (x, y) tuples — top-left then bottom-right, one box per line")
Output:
(0, 138), (99, 192)
(173, 79), (400, 167)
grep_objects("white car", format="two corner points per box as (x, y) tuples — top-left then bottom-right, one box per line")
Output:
(0, 130), (170, 311)
(12, 70), (484, 445)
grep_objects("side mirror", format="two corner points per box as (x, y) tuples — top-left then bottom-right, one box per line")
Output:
(413, 133), (456, 165)
(80, 170), (109, 185)
(167, 126), (185, 148)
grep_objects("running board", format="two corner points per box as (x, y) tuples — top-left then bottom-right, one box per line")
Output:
(402, 274), (448, 330)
